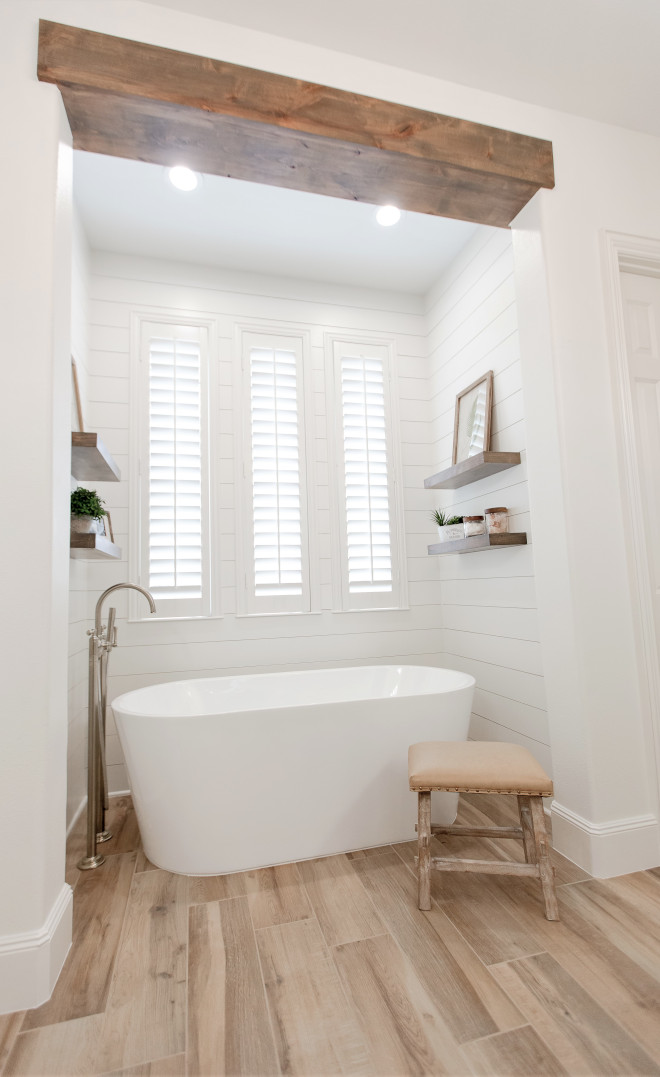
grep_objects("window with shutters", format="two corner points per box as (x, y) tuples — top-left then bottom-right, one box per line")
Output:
(238, 329), (312, 614)
(137, 320), (211, 618)
(328, 336), (406, 610)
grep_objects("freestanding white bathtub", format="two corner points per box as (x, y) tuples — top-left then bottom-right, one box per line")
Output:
(112, 664), (475, 875)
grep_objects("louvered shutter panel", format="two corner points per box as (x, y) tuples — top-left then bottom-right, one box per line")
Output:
(250, 346), (303, 597)
(148, 336), (203, 597)
(340, 354), (393, 593)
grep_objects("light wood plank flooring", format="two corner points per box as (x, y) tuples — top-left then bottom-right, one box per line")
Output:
(2, 793), (660, 1076)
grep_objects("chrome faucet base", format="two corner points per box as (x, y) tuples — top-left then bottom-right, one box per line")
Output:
(78, 853), (106, 870)
(80, 583), (157, 871)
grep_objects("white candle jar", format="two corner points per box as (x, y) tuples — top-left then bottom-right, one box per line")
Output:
(485, 507), (509, 534)
(463, 515), (486, 537)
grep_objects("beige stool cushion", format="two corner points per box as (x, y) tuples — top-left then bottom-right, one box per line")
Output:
(408, 741), (553, 796)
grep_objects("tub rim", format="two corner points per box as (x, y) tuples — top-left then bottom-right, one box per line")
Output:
(111, 663), (476, 720)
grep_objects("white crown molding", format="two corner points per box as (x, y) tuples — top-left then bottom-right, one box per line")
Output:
(552, 800), (660, 878)
(0, 884), (73, 1015)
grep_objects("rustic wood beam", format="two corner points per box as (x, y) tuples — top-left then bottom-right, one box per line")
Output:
(37, 20), (554, 227)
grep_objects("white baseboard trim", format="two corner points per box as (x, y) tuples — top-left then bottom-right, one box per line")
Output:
(0, 883), (73, 1015)
(552, 801), (660, 878)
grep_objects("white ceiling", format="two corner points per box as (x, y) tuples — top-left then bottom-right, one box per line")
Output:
(141, 0), (660, 138)
(73, 151), (479, 294)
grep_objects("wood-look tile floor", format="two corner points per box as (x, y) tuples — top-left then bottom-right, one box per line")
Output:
(2, 793), (660, 1076)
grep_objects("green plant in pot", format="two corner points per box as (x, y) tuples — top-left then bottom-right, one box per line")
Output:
(71, 487), (107, 535)
(431, 509), (464, 542)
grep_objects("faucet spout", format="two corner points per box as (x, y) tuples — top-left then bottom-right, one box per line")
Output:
(95, 582), (157, 636)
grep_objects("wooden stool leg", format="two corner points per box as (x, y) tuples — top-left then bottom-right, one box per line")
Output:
(517, 795), (537, 864)
(529, 796), (559, 921)
(417, 791), (432, 911)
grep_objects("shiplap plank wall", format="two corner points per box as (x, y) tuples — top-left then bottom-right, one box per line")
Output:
(85, 253), (442, 792)
(67, 231), (550, 809)
(67, 211), (90, 826)
(426, 226), (550, 773)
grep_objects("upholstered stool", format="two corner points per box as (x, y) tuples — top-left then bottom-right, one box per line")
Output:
(409, 741), (558, 920)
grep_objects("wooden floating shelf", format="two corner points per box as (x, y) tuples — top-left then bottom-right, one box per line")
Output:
(424, 451), (521, 491)
(71, 432), (121, 483)
(428, 533), (527, 556)
(70, 533), (122, 560)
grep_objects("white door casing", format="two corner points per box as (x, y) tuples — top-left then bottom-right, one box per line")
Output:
(620, 271), (660, 692)
(602, 229), (660, 827)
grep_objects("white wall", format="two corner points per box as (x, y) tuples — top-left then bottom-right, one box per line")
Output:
(0, 4), (73, 1014)
(84, 252), (444, 789)
(427, 227), (550, 774)
(67, 210), (90, 828)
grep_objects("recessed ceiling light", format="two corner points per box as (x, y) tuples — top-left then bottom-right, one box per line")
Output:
(168, 166), (199, 192)
(376, 204), (401, 227)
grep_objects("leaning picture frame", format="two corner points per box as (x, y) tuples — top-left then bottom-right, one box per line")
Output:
(452, 370), (494, 465)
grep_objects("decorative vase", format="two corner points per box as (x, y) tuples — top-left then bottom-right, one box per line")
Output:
(438, 523), (464, 543)
(71, 514), (104, 534)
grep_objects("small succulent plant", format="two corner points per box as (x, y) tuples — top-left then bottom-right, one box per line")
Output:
(431, 510), (463, 527)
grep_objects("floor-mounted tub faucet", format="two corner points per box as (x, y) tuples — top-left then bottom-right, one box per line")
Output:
(78, 583), (156, 870)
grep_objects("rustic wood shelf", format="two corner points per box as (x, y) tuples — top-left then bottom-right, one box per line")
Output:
(70, 533), (122, 560)
(71, 432), (121, 483)
(424, 451), (521, 491)
(428, 532), (527, 556)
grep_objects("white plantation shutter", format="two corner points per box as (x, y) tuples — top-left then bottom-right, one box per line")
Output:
(139, 322), (210, 617)
(251, 347), (303, 595)
(241, 331), (310, 613)
(331, 338), (405, 610)
(341, 354), (392, 592)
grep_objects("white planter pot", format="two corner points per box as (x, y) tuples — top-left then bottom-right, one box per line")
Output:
(71, 514), (104, 534)
(438, 523), (464, 543)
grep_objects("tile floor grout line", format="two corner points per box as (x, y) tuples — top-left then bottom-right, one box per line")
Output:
(252, 912), (318, 933)
(556, 877), (598, 889)
(247, 890), (287, 1077)
(457, 1021), (532, 1047)
(486, 950), (552, 969)
(99, 846), (143, 1020)
(183, 885), (190, 1077)
(329, 930), (392, 950)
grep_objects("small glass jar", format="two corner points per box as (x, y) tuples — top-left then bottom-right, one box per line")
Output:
(485, 506), (509, 534)
(463, 515), (486, 537)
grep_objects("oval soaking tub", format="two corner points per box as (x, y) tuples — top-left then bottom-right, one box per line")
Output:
(112, 664), (475, 875)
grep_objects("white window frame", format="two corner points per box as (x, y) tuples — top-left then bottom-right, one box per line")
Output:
(129, 312), (217, 620)
(326, 333), (408, 611)
(235, 324), (316, 616)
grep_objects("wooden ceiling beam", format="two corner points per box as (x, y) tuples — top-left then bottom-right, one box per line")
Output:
(37, 20), (554, 228)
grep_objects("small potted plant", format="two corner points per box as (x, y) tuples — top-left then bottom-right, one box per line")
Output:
(431, 510), (464, 542)
(71, 487), (107, 534)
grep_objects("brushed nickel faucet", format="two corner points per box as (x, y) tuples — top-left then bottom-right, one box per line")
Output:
(78, 584), (156, 870)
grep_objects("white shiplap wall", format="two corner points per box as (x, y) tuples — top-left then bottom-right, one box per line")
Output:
(67, 210), (91, 827)
(426, 227), (551, 773)
(85, 253), (443, 792)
